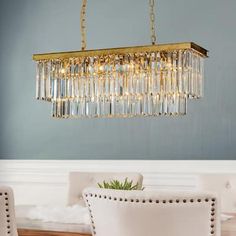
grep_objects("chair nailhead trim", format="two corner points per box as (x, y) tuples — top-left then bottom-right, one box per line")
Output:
(1, 191), (11, 234)
(210, 198), (216, 235)
(84, 193), (217, 236)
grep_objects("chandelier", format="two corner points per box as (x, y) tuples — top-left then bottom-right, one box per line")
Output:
(33, 0), (208, 119)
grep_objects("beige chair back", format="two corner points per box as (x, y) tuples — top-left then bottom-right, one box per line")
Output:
(198, 174), (236, 213)
(83, 188), (220, 236)
(0, 186), (18, 236)
(68, 172), (143, 206)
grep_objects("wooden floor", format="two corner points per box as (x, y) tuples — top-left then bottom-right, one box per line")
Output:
(18, 214), (236, 236)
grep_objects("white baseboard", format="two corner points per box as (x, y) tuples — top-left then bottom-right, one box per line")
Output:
(0, 160), (235, 206)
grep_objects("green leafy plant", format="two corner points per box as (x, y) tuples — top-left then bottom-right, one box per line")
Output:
(98, 178), (143, 190)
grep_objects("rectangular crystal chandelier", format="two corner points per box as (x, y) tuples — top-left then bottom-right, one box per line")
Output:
(33, 1), (208, 119)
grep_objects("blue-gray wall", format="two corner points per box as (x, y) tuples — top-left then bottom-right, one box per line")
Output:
(0, 0), (235, 160)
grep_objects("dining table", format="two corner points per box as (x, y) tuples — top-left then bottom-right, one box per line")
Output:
(17, 213), (236, 236)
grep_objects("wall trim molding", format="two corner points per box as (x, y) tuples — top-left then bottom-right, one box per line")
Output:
(1, 159), (236, 171)
(0, 160), (235, 205)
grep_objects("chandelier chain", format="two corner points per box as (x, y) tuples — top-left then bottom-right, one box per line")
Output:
(80, 0), (157, 49)
(149, 0), (157, 45)
(80, 0), (87, 50)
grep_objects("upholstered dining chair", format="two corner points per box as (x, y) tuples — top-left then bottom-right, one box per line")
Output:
(0, 186), (18, 236)
(83, 188), (220, 236)
(68, 172), (143, 206)
(198, 174), (236, 213)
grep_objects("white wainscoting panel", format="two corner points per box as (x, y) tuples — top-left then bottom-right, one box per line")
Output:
(0, 160), (235, 206)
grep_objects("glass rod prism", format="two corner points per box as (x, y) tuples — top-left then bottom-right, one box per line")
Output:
(33, 42), (208, 118)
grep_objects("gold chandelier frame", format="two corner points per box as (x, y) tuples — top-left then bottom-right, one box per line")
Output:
(33, 42), (207, 61)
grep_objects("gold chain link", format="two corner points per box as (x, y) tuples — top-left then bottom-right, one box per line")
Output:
(80, 0), (156, 49)
(149, 0), (157, 45)
(80, 0), (87, 50)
